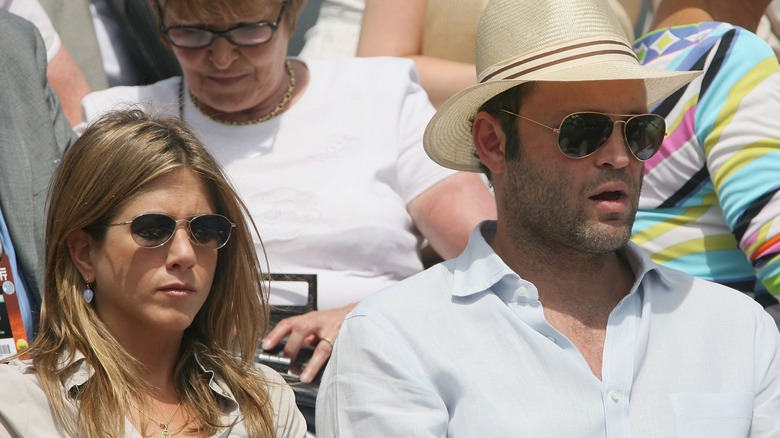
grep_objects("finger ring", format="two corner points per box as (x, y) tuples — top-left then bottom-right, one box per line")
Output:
(321, 337), (335, 348)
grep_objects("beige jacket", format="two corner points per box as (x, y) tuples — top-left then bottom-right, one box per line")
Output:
(0, 351), (306, 437)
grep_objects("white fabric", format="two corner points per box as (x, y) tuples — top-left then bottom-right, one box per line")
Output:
(317, 221), (780, 437)
(299, 0), (365, 59)
(0, 0), (61, 62)
(81, 57), (454, 311)
(317, 0), (364, 12)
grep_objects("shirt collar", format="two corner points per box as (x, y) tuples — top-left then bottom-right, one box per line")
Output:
(450, 220), (673, 302)
(451, 221), (525, 299)
(54, 349), (239, 408)
(194, 352), (239, 409)
(58, 350), (93, 391)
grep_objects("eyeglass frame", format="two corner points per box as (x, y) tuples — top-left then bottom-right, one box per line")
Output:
(157, 0), (289, 49)
(499, 109), (666, 162)
(106, 213), (236, 249)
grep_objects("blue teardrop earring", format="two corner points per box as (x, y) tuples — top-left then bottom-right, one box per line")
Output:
(83, 283), (94, 304)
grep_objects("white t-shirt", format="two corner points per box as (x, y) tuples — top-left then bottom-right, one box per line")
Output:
(81, 57), (455, 310)
(0, 0), (60, 62)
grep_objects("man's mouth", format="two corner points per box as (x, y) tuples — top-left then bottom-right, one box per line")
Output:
(590, 191), (626, 201)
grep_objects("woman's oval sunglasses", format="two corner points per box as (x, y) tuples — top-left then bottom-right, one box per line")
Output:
(500, 110), (666, 161)
(107, 213), (235, 249)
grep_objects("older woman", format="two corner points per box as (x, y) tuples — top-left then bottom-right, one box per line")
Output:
(81, 0), (496, 387)
(0, 110), (305, 436)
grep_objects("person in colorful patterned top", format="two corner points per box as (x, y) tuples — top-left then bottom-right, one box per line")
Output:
(631, 0), (780, 323)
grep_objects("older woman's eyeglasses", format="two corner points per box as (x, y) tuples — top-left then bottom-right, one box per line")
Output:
(107, 213), (235, 249)
(160, 1), (288, 49)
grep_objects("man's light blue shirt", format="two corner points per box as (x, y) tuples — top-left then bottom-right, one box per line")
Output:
(0, 205), (33, 337)
(317, 221), (780, 437)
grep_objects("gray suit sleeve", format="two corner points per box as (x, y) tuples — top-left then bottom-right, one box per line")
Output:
(0, 10), (76, 333)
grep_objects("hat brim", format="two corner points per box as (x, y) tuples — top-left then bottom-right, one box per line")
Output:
(423, 61), (702, 172)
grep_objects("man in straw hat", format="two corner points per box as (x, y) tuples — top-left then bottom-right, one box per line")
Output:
(316, 0), (780, 435)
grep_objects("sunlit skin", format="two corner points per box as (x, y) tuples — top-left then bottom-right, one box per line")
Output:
(79, 169), (218, 341)
(163, 3), (295, 122)
(474, 79), (649, 379)
(496, 80), (647, 258)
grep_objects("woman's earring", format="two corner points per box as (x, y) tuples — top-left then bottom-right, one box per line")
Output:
(83, 283), (94, 304)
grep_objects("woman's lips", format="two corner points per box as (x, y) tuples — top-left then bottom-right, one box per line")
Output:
(158, 283), (195, 296)
(206, 74), (247, 86)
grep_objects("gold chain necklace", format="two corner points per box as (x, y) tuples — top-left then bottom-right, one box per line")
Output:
(180, 59), (296, 125)
(129, 400), (182, 438)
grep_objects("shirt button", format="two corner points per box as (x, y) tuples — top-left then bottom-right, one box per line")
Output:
(516, 286), (528, 298)
(546, 336), (556, 344)
(610, 390), (620, 402)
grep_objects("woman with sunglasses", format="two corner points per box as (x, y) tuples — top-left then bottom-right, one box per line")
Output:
(79, 0), (495, 405)
(0, 110), (306, 436)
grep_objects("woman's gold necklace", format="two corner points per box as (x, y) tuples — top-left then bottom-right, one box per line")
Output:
(129, 400), (182, 438)
(180, 59), (296, 125)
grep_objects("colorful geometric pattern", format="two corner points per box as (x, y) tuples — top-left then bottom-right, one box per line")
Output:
(631, 22), (780, 297)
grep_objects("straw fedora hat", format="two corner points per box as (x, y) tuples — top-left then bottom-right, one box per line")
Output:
(423, 0), (701, 172)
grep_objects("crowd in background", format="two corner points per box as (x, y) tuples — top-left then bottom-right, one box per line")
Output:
(1, 0), (779, 436)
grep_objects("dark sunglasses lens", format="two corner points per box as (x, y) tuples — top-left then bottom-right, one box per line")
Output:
(190, 215), (233, 248)
(130, 214), (176, 248)
(557, 113), (613, 158)
(625, 114), (666, 161)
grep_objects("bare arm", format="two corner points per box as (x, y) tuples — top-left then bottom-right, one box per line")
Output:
(263, 174), (495, 382)
(358, 0), (427, 59)
(651, 0), (765, 32)
(46, 45), (91, 127)
(358, 0), (476, 108)
(408, 172), (496, 259)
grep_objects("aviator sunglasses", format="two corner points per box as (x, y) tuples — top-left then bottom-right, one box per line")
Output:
(500, 110), (666, 161)
(159, 0), (288, 49)
(107, 213), (235, 249)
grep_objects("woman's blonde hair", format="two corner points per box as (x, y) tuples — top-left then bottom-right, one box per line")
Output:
(32, 109), (275, 436)
(154, 0), (308, 35)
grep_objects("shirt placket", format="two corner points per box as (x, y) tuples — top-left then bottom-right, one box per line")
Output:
(601, 288), (641, 437)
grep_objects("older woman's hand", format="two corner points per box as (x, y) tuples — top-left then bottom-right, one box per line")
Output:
(262, 302), (357, 384)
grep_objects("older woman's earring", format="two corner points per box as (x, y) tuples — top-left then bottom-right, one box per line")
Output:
(83, 284), (94, 304)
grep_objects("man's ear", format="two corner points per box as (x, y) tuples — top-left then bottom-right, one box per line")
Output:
(473, 111), (508, 176)
(67, 229), (97, 283)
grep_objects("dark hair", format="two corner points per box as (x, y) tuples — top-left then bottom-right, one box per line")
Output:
(473, 83), (534, 182)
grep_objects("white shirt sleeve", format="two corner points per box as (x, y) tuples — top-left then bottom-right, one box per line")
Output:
(316, 313), (449, 437)
(751, 308), (780, 435)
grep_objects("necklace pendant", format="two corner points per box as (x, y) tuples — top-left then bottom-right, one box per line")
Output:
(161, 427), (171, 438)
